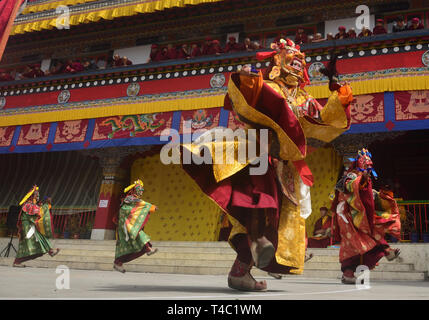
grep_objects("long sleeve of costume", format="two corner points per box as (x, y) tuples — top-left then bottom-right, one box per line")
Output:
(35, 203), (54, 238)
(299, 85), (352, 143)
(121, 196), (156, 241)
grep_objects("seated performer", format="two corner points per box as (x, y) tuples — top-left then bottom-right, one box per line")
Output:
(182, 38), (353, 291)
(331, 149), (401, 284)
(307, 207), (332, 248)
(113, 179), (158, 273)
(13, 186), (60, 267)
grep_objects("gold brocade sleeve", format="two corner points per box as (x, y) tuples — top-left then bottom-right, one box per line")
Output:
(227, 74), (306, 162)
(182, 138), (251, 183)
(299, 91), (350, 143)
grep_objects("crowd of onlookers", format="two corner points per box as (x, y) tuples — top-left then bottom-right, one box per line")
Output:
(296, 16), (425, 44)
(0, 54), (133, 82)
(148, 36), (261, 62)
(0, 16), (426, 82)
(0, 36), (262, 82)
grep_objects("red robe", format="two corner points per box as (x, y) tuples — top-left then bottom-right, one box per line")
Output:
(372, 26), (387, 35)
(331, 174), (400, 272)
(307, 216), (332, 248)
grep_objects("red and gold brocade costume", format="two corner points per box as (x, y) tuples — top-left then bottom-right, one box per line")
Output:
(331, 149), (401, 283)
(182, 39), (352, 290)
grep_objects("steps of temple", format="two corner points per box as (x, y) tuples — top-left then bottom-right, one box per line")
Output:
(0, 239), (427, 281)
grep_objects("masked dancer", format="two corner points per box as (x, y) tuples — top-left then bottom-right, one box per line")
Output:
(182, 38), (353, 291)
(13, 186), (59, 267)
(331, 149), (401, 284)
(113, 179), (158, 273)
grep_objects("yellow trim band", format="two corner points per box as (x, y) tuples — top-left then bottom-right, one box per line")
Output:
(13, 0), (225, 35)
(0, 94), (224, 127)
(306, 75), (429, 99)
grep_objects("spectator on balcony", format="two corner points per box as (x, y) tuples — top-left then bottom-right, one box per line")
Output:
(96, 56), (108, 69)
(326, 32), (334, 40)
(243, 37), (254, 51)
(190, 43), (202, 58)
(348, 28), (357, 38)
(358, 26), (372, 37)
(22, 64), (45, 78)
(177, 43), (190, 59)
(225, 36), (242, 53)
(209, 39), (223, 55)
(159, 46), (169, 61)
(0, 69), (13, 82)
(82, 58), (98, 71)
(45, 60), (65, 75)
(121, 56), (133, 66)
(112, 54), (132, 67)
(294, 27), (308, 44)
(64, 59), (84, 73)
(149, 44), (163, 62)
(252, 41), (262, 50)
(112, 54), (122, 67)
(393, 16), (407, 33)
(166, 44), (178, 60)
(335, 26), (348, 39)
(373, 19), (387, 35)
(312, 33), (325, 43)
(201, 37), (213, 55)
(408, 17), (424, 31)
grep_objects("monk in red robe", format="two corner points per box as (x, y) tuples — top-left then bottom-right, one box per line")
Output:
(166, 44), (177, 60)
(224, 36), (242, 53)
(190, 43), (202, 58)
(22, 64), (45, 78)
(201, 37), (213, 55)
(332, 149), (401, 284)
(408, 17), (424, 30)
(373, 19), (387, 35)
(0, 69), (13, 81)
(335, 26), (348, 39)
(308, 207), (332, 248)
(149, 44), (163, 62)
(176, 44), (190, 59)
(294, 27), (308, 44)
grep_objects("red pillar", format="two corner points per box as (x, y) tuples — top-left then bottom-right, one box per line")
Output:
(91, 156), (126, 240)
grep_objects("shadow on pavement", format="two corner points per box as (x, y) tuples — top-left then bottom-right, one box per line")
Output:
(92, 285), (286, 294)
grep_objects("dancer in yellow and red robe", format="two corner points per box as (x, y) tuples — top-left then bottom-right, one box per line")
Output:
(331, 149), (401, 284)
(182, 38), (353, 291)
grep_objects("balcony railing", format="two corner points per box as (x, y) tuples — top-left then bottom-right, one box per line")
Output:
(1, 28), (429, 89)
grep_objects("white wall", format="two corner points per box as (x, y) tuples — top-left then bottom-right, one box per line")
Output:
(226, 32), (240, 43)
(113, 45), (152, 65)
(324, 15), (375, 36)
